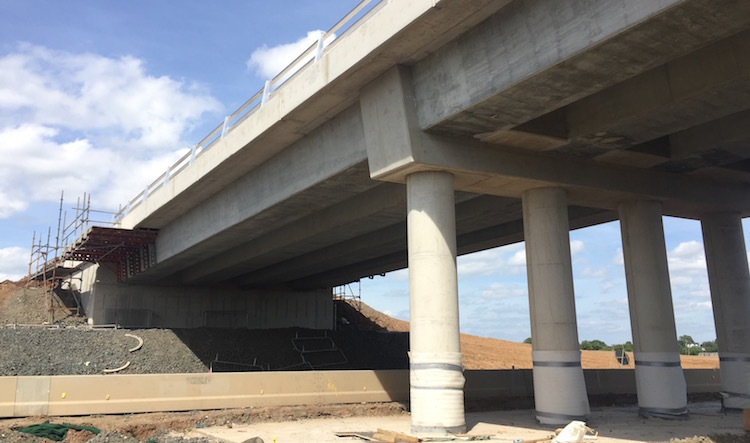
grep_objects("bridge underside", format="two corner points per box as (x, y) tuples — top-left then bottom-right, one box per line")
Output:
(126, 162), (615, 289)
(117, 0), (750, 291)
(91, 0), (750, 432)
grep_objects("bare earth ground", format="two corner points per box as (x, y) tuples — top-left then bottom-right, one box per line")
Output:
(0, 280), (726, 442)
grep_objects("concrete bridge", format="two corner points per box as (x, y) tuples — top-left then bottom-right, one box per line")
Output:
(72, 0), (750, 435)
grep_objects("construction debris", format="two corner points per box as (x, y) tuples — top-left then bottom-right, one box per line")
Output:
(12, 420), (100, 441)
(373, 428), (420, 442)
(102, 360), (131, 374)
(336, 428), (503, 442)
(125, 333), (143, 352)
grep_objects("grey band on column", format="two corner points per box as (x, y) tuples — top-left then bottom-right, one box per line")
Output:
(535, 410), (588, 421)
(638, 406), (688, 419)
(723, 391), (750, 399)
(720, 356), (750, 362)
(634, 360), (681, 367)
(410, 363), (463, 372)
(411, 424), (466, 434)
(410, 385), (464, 391)
(532, 361), (581, 367)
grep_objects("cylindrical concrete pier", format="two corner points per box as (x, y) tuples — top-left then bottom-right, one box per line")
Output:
(406, 171), (465, 435)
(522, 187), (590, 425)
(701, 212), (750, 409)
(619, 200), (687, 418)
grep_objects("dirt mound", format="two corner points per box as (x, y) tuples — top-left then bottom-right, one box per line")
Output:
(344, 300), (718, 370)
(0, 279), (19, 310)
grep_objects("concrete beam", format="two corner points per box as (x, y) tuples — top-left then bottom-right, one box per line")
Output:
(561, 29), (750, 153)
(290, 205), (614, 289)
(120, 0), (513, 231)
(175, 183), (406, 284)
(374, 131), (750, 216)
(670, 109), (750, 161)
(413, 0), (750, 136)
(360, 66), (750, 216)
(154, 107), (367, 261)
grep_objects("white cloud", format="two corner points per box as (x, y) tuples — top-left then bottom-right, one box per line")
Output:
(477, 282), (527, 301)
(387, 268), (409, 281)
(247, 30), (332, 81)
(613, 247), (624, 265)
(570, 239), (584, 255)
(0, 246), (29, 281)
(668, 240), (706, 272)
(458, 248), (503, 276)
(457, 244), (529, 277)
(579, 267), (607, 279)
(507, 249), (526, 266)
(0, 44), (222, 216)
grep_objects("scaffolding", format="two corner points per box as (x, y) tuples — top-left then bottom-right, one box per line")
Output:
(27, 192), (155, 322)
(333, 281), (362, 311)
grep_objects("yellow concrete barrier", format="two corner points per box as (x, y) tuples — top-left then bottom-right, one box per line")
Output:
(0, 369), (720, 418)
(4, 370), (409, 418)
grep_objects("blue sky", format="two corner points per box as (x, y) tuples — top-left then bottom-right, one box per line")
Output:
(0, 1), (745, 345)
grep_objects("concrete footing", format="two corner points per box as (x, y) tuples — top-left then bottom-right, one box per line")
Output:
(701, 213), (750, 410)
(406, 171), (466, 435)
(522, 188), (590, 425)
(619, 201), (687, 418)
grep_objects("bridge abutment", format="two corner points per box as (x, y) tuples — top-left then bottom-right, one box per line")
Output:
(77, 264), (333, 329)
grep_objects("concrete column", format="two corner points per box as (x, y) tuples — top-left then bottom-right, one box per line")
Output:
(619, 200), (687, 418)
(407, 171), (465, 435)
(522, 187), (590, 425)
(701, 213), (750, 409)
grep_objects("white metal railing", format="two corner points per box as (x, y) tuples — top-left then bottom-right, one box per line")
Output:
(113, 0), (387, 224)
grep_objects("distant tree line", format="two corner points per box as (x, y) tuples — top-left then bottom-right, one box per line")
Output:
(522, 335), (718, 355)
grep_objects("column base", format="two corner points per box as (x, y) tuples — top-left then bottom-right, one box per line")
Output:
(410, 424), (467, 436)
(634, 352), (687, 417)
(532, 350), (590, 425)
(638, 407), (689, 420)
(719, 353), (750, 409)
(409, 352), (466, 435)
(535, 410), (589, 424)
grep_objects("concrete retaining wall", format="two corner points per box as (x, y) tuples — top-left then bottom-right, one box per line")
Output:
(0, 369), (720, 418)
(76, 264), (333, 329)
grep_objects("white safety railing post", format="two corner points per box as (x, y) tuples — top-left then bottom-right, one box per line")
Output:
(190, 145), (197, 165)
(315, 31), (326, 62)
(141, 186), (149, 206)
(162, 167), (171, 187)
(220, 116), (230, 140)
(261, 80), (271, 107)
